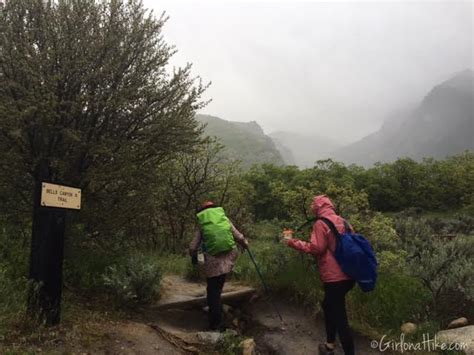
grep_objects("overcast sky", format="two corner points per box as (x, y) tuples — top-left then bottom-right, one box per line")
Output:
(144, 0), (473, 142)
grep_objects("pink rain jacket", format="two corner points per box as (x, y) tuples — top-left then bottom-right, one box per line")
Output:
(287, 195), (352, 283)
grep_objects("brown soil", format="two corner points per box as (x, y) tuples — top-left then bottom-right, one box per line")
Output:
(1, 276), (391, 354)
(243, 298), (388, 355)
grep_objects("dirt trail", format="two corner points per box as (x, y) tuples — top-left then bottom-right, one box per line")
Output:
(122, 276), (388, 354)
(106, 321), (185, 355)
(51, 276), (386, 354)
(129, 297), (387, 354)
(243, 299), (384, 355)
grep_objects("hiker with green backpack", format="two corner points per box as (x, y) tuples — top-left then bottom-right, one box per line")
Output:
(189, 200), (249, 331)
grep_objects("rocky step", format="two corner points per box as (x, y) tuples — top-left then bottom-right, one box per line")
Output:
(155, 275), (256, 310)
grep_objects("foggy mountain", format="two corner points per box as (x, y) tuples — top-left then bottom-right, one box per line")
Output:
(333, 69), (474, 166)
(269, 132), (341, 168)
(196, 114), (285, 168)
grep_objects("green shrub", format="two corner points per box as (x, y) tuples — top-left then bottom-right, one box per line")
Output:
(63, 248), (124, 292)
(102, 255), (162, 305)
(155, 253), (189, 275)
(349, 272), (431, 333)
(216, 330), (245, 355)
(0, 223), (29, 280)
(0, 265), (30, 336)
(395, 217), (474, 320)
(428, 214), (474, 235)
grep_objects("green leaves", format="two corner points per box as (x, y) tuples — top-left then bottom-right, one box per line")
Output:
(396, 216), (474, 317)
(0, 0), (208, 244)
(102, 254), (162, 305)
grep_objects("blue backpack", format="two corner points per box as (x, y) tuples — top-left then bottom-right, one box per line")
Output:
(318, 217), (378, 292)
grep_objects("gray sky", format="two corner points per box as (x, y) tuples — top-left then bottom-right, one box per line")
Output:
(144, 0), (473, 142)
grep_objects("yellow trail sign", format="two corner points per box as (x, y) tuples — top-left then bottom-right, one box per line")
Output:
(41, 182), (81, 210)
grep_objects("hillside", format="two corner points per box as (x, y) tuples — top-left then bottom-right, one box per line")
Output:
(269, 131), (341, 168)
(196, 114), (285, 167)
(333, 69), (474, 166)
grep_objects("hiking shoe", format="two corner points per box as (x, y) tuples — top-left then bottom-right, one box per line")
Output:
(318, 343), (335, 355)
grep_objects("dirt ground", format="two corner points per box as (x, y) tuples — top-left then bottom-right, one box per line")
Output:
(1, 276), (389, 354)
(131, 276), (387, 354)
(118, 296), (388, 355)
(243, 299), (385, 355)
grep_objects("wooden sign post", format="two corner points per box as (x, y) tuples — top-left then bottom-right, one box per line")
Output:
(28, 182), (81, 325)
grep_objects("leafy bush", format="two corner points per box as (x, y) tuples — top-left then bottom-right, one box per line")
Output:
(155, 253), (189, 275)
(349, 272), (430, 333)
(216, 330), (246, 355)
(0, 223), (29, 280)
(102, 255), (162, 305)
(0, 222), (32, 336)
(63, 247), (123, 292)
(395, 217), (474, 320)
(0, 265), (30, 336)
(428, 214), (474, 235)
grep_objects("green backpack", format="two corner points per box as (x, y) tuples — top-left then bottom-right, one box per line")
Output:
(196, 207), (236, 255)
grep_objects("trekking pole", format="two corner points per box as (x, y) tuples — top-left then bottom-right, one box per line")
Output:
(246, 248), (284, 322)
(295, 217), (316, 232)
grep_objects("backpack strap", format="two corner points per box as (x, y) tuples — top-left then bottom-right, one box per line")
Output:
(343, 219), (352, 233)
(316, 217), (342, 239)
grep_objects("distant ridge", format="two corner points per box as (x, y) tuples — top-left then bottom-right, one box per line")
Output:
(196, 114), (285, 168)
(333, 69), (474, 166)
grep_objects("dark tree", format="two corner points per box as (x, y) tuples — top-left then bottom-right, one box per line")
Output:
(0, 0), (207, 324)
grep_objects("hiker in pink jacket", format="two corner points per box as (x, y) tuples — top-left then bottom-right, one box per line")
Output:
(285, 195), (355, 355)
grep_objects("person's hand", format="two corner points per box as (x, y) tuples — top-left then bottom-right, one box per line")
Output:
(242, 239), (249, 249)
(281, 229), (294, 245)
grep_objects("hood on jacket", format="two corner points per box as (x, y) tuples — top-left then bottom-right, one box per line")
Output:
(311, 195), (336, 217)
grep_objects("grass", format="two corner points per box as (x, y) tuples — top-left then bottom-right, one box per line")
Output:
(155, 253), (189, 275)
(0, 289), (126, 354)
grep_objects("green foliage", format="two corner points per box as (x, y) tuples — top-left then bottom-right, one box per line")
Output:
(0, 222), (30, 280)
(63, 247), (123, 292)
(360, 153), (474, 212)
(197, 114), (285, 168)
(243, 154), (474, 223)
(234, 239), (323, 312)
(349, 273), (430, 333)
(0, 222), (31, 335)
(243, 161), (370, 223)
(155, 254), (189, 276)
(216, 330), (245, 355)
(357, 213), (399, 250)
(0, 266), (30, 336)
(396, 216), (474, 319)
(0, 0), (207, 244)
(102, 255), (162, 305)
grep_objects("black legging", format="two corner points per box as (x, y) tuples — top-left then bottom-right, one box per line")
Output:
(322, 280), (355, 355)
(206, 274), (227, 330)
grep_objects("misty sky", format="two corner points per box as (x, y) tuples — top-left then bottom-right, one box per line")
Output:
(144, 0), (473, 142)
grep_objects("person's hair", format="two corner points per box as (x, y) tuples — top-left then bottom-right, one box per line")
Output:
(197, 200), (215, 213)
